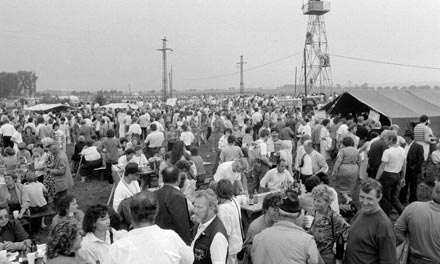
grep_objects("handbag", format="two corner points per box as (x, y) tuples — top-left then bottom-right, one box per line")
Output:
(396, 239), (409, 264)
(331, 214), (345, 260)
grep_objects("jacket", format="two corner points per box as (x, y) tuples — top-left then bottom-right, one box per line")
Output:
(154, 185), (192, 245)
(52, 151), (74, 193)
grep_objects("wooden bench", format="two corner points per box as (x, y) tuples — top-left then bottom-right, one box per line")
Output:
(93, 166), (107, 181)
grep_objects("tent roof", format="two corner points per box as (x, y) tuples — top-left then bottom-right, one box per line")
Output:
(407, 89), (440, 109)
(323, 89), (440, 119)
(24, 103), (71, 112)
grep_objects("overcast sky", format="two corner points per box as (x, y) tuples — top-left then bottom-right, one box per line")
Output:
(1, 0), (439, 93)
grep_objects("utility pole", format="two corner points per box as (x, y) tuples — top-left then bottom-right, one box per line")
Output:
(303, 47), (307, 96)
(237, 55), (246, 94)
(157, 37), (173, 102)
(294, 66), (297, 96)
(128, 84), (132, 97)
(169, 65), (173, 98)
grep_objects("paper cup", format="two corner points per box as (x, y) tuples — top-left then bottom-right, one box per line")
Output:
(27, 252), (36, 264)
(13, 210), (19, 219)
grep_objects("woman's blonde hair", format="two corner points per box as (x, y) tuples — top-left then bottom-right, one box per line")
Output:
(311, 184), (336, 204)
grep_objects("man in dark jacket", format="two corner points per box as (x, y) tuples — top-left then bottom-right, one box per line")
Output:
(367, 130), (389, 178)
(399, 130), (424, 204)
(154, 166), (192, 245)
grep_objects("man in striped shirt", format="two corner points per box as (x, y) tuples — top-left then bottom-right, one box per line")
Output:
(413, 115), (435, 160)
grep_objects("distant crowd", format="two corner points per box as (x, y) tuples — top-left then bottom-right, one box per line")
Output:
(0, 93), (437, 264)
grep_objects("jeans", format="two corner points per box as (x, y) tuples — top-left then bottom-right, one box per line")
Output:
(379, 171), (403, 215)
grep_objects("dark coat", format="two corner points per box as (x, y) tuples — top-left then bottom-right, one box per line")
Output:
(154, 185), (192, 245)
(406, 141), (424, 173)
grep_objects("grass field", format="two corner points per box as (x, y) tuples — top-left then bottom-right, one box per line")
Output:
(35, 139), (399, 243)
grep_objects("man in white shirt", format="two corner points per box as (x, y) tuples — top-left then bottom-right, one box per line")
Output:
(297, 119), (311, 139)
(0, 118), (16, 149)
(260, 159), (294, 192)
(376, 132), (405, 216)
(152, 118), (165, 133)
(112, 162), (141, 212)
(251, 108), (263, 140)
(144, 123), (164, 157)
(192, 189), (228, 264)
(336, 118), (348, 148)
(213, 158), (248, 193)
(117, 148), (135, 172)
(180, 124), (195, 149)
(107, 191), (193, 264)
(127, 117), (142, 142)
(79, 140), (103, 183)
(138, 112), (151, 141)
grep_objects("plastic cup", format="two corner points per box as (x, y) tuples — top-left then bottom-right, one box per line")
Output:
(303, 215), (314, 229)
(37, 244), (46, 255)
(27, 252), (36, 264)
(13, 210), (19, 219)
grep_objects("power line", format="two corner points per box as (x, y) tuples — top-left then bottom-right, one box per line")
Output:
(185, 51), (303, 80)
(331, 54), (440, 70)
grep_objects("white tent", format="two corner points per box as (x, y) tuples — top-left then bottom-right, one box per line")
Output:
(100, 103), (139, 110)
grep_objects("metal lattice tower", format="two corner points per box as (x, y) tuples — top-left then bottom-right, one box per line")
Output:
(236, 55), (247, 94)
(300, 1), (333, 95)
(157, 37), (173, 101)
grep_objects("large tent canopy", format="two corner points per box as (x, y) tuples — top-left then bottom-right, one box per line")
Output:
(321, 89), (440, 134)
(24, 103), (72, 113)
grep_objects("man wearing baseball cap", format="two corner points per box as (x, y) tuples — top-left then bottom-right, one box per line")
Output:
(251, 191), (320, 264)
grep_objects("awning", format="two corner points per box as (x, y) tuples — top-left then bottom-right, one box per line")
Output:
(24, 103), (72, 112)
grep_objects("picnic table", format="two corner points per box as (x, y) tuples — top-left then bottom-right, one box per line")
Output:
(137, 167), (157, 190)
(239, 193), (271, 234)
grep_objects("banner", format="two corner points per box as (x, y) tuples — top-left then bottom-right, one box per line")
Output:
(368, 109), (380, 122)
(314, 110), (327, 119)
(166, 98), (177, 107)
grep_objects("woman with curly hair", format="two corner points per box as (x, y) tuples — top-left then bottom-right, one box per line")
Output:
(77, 204), (127, 264)
(309, 184), (350, 264)
(46, 220), (83, 264)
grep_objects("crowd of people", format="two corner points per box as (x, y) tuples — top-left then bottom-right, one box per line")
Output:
(0, 94), (438, 264)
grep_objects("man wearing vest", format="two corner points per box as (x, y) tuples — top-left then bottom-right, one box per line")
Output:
(192, 189), (228, 264)
(298, 140), (329, 183)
